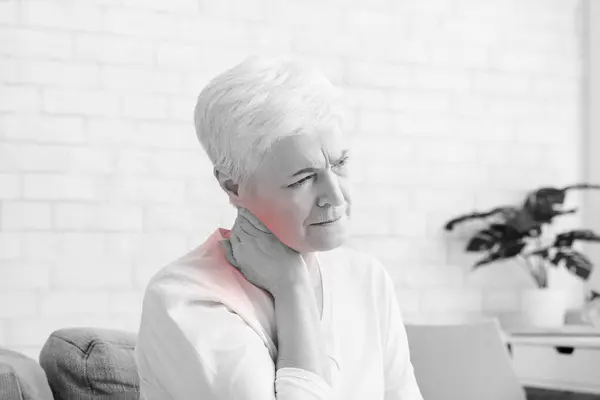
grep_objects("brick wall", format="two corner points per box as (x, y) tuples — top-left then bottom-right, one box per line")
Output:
(0, 0), (584, 358)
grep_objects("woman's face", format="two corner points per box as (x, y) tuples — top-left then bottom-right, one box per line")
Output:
(238, 130), (352, 253)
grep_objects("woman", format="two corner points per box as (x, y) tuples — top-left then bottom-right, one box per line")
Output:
(134, 56), (423, 399)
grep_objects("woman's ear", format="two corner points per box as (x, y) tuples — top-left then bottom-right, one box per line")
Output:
(214, 168), (243, 207)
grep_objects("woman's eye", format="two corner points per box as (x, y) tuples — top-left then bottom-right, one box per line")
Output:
(289, 175), (313, 188)
(334, 156), (349, 169)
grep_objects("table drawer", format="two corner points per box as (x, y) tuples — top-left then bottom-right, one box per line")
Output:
(511, 344), (600, 394)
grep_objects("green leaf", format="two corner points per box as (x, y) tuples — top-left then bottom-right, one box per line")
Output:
(554, 229), (600, 247)
(552, 249), (593, 280)
(466, 224), (523, 252)
(474, 241), (527, 268)
(523, 187), (566, 224)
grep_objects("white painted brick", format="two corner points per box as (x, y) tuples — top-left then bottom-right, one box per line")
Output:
(429, 45), (490, 69)
(149, 150), (206, 178)
(136, 122), (198, 149)
(466, 261), (536, 289)
(133, 235), (189, 287)
(0, 57), (18, 83)
(0, 0), (585, 326)
(75, 34), (153, 66)
(351, 184), (413, 211)
(57, 233), (106, 259)
(0, 173), (21, 199)
(1, 201), (51, 230)
(42, 89), (120, 116)
(0, 233), (20, 259)
(276, 3), (341, 27)
(105, 233), (142, 260)
(0, 142), (70, 172)
(105, 177), (185, 204)
(420, 288), (482, 312)
(121, 94), (167, 119)
(104, 8), (182, 38)
(382, 39), (429, 64)
(348, 207), (394, 236)
(346, 62), (412, 88)
(185, 179), (229, 204)
(198, 0), (271, 22)
(389, 90), (451, 114)
(186, 18), (251, 47)
(19, 2), (106, 32)
(412, 188), (476, 214)
(482, 289), (521, 312)
(85, 118), (138, 146)
(412, 140), (481, 164)
(102, 67), (182, 94)
(54, 204), (143, 231)
(167, 95), (195, 122)
(392, 114), (452, 138)
(0, 261), (50, 289)
(0, 85), (40, 112)
(248, 25), (293, 54)
(24, 174), (101, 201)
(412, 68), (471, 92)
(0, 114), (86, 144)
(50, 259), (133, 289)
(133, 263), (163, 289)
(107, 291), (144, 315)
(122, 0), (197, 13)
(389, 211), (430, 238)
(0, 1), (18, 24)
(17, 60), (100, 88)
(95, 314), (141, 333)
(394, 288), (421, 315)
(4, 314), (130, 348)
(21, 233), (60, 261)
(472, 72), (532, 96)
(115, 149), (152, 174)
(0, 291), (38, 318)
(67, 147), (115, 174)
(344, 88), (389, 110)
(291, 30), (361, 57)
(155, 43), (204, 70)
(355, 110), (393, 136)
(0, 28), (72, 59)
(144, 205), (223, 232)
(39, 291), (110, 316)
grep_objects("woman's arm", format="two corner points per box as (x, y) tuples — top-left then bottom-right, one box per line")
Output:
(274, 272), (331, 389)
(374, 260), (423, 400)
(136, 284), (331, 400)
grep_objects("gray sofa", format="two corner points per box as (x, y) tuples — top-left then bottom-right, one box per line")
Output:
(2, 326), (597, 400)
(0, 328), (139, 399)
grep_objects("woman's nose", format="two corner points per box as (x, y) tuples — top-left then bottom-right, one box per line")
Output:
(317, 170), (346, 208)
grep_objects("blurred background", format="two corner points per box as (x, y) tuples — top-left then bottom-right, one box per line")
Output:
(0, 0), (598, 361)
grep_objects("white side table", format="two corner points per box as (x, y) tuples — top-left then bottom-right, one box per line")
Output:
(504, 326), (600, 395)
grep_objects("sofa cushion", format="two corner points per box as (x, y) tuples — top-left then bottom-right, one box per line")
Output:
(39, 328), (139, 399)
(0, 348), (54, 400)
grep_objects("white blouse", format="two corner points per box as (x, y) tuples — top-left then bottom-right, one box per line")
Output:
(134, 229), (423, 400)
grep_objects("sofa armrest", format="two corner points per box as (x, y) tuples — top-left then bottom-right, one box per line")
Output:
(0, 348), (54, 400)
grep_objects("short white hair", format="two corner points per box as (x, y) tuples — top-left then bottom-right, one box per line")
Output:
(193, 55), (348, 190)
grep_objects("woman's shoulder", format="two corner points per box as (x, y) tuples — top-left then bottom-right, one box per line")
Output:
(143, 229), (253, 306)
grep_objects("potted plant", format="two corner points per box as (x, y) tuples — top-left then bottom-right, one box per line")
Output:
(444, 183), (600, 327)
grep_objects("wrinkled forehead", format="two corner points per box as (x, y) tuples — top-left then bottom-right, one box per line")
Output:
(262, 130), (349, 175)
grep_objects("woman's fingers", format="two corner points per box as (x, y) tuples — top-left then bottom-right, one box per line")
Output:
(219, 239), (238, 268)
(238, 208), (271, 234)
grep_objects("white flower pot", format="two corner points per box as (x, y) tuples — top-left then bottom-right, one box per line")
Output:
(521, 288), (569, 328)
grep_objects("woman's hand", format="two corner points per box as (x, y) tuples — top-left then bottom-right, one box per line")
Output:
(220, 207), (309, 296)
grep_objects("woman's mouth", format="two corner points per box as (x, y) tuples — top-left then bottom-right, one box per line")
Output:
(311, 215), (343, 226)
